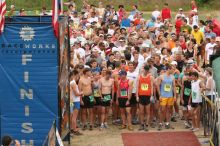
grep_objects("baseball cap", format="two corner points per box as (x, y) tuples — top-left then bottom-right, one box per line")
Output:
(179, 8), (183, 11)
(119, 70), (127, 76)
(187, 59), (194, 65)
(171, 61), (177, 65)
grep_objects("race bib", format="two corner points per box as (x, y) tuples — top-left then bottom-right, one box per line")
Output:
(176, 86), (180, 94)
(141, 84), (149, 91)
(192, 91), (197, 99)
(93, 89), (100, 97)
(89, 95), (94, 102)
(104, 95), (111, 101)
(184, 88), (191, 96)
(121, 89), (128, 97)
(164, 84), (171, 92)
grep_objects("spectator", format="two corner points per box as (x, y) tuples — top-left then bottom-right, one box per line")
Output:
(1, 136), (20, 146)
(161, 3), (171, 21)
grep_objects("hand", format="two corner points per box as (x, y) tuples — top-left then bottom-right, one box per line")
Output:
(126, 100), (130, 106)
(180, 99), (184, 105)
(173, 97), (177, 102)
(159, 97), (162, 102)
(15, 140), (20, 146)
(136, 96), (139, 102)
(80, 100), (84, 106)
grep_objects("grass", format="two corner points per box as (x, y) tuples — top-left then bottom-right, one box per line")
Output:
(5, 0), (220, 11)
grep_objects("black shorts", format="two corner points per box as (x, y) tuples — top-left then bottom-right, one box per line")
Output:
(183, 96), (190, 107)
(207, 95), (215, 101)
(130, 93), (137, 106)
(101, 94), (112, 107)
(191, 102), (202, 108)
(118, 98), (130, 108)
(155, 91), (160, 101)
(94, 97), (102, 106)
(197, 46), (202, 55)
(139, 95), (151, 106)
(81, 95), (94, 108)
(113, 92), (117, 102)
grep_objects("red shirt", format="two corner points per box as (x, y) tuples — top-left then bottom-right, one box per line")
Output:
(175, 19), (182, 35)
(161, 8), (171, 21)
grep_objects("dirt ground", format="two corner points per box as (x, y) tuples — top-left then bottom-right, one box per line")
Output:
(66, 115), (210, 146)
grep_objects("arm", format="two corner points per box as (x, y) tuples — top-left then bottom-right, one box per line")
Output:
(157, 76), (162, 97)
(151, 76), (154, 96)
(128, 80), (133, 101)
(136, 76), (140, 101)
(205, 78), (211, 91)
(173, 77), (176, 99)
(99, 79), (103, 99)
(71, 83), (82, 96)
(180, 78), (185, 104)
(111, 79), (115, 101)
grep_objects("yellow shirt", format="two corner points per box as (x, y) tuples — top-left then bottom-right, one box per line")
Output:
(191, 30), (204, 45)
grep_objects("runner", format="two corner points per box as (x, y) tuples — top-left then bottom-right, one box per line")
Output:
(70, 70), (83, 135)
(78, 68), (94, 130)
(181, 72), (192, 129)
(99, 70), (114, 130)
(136, 65), (154, 131)
(92, 72), (102, 127)
(190, 71), (205, 132)
(126, 62), (139, 125)
(117, 70), (134, 131)
(157, 64), (176, 130)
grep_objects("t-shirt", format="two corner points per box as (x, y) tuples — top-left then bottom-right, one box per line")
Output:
(205, 43), (217, 61)
(121, 19), (131, 28)
(70, 80), (80, 102)
(152, 10), (161, 19)
(191, 30), (204, 45)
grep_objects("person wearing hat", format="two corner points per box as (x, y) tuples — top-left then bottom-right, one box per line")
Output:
(191, 25), (205, 66)
(175, 8), (185, 20)
(8, 5), (15, 17)
(157, 64), (176, 130)
(136, 64), (154, 131)
(117, 70), (134, 131)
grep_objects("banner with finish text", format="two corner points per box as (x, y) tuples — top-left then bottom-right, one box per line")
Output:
(0, 17), (59, 146)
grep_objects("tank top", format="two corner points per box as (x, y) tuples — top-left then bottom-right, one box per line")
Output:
(70, 80), (80, 102)
(93, 81), (101, 97)
(191, 79), (202, 103)
(119, 79), (129, 98)
(205, 76), (216, 96)
(138, 75), (151, 96)
(160, 74), (173, 98)
(127, 71), (138, 93)
(185, 49), (194, 59)
(183, 80), (191, 98)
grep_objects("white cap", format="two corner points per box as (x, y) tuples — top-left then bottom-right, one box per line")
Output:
(86, 23), (91, 27)
(11, 5), (15, 9)
(187, 59), (194, 64)
(171, 61), (177, 65)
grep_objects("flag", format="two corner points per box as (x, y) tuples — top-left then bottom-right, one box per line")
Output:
(0, 0), (6, 34)
(52, 0), (59, 37)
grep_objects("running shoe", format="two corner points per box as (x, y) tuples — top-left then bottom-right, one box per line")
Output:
(128, 125), (134, 131)
(138, 124), (144, 131)
(119, 124), (127, 130)
(82, 125), (87, 131)
(158, 123), (163, 131)
(89, 125), (93, 131)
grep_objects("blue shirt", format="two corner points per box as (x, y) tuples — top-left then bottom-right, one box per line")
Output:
(160, 75), (174, 98)
(121, 19), (131, 28)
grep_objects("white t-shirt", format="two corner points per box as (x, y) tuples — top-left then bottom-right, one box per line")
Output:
(191, 79), (202, 103)
(70, 80), (80, 102)
(205, 43), (216, 61)
(152, 10), (161, 19)
(75, 47), (85, 59)
(87, 16), (98, 23)
(127, 71), (138, 93)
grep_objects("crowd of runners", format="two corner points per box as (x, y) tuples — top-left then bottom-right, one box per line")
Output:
(67, 0), (219, 136)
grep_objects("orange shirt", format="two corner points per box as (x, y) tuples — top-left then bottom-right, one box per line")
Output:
(138, 75), (151, 96)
